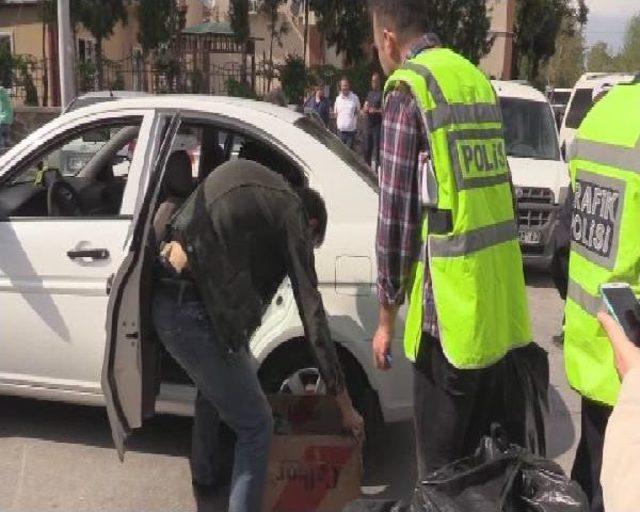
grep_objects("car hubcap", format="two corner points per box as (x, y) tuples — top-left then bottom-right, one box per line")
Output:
(279, 367), (326, 395)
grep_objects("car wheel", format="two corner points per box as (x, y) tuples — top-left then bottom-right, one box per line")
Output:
(258, 340), (382, 446)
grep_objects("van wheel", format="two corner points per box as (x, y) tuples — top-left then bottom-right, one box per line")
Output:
(258, 341), (383, 447)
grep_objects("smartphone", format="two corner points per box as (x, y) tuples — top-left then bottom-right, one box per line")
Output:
(601, 283), (640, 347)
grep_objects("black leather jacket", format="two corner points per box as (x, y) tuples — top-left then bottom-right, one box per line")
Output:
(169, 159), (345, 394)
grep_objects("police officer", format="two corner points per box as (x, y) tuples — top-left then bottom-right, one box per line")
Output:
(555, 81), (640, 512)
(368, 0), (534, 476)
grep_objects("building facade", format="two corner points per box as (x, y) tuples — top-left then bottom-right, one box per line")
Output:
(0, 0), (515, 105)
(481, 0), (516, 80)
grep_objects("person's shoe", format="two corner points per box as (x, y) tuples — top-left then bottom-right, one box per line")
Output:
(191, 472), (231, 499)
(192, 481), (221, 501)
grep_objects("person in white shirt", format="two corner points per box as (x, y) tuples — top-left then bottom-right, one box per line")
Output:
(333, 78), (361, 149)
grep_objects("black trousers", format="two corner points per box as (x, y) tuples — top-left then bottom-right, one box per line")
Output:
(413, 333), (546, 477)
(571, 398), (613, 512)
(364, 124), (381, 168)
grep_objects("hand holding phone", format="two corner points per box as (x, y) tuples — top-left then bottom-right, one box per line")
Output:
(600, 283), (640, 348)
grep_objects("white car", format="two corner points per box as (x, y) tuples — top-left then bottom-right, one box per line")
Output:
(559, 72), (636, 155)
(0, 96), (413, 454)
(492, 81), (569, 267)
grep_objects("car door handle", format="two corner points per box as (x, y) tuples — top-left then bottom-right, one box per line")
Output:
(67, 249), (110, 260)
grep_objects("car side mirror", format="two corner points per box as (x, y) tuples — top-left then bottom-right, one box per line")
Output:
(560, 143), (566, 161)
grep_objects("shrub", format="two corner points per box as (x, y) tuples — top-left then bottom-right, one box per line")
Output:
(277, 54), (308, 105)
(226, 77), (257, 99)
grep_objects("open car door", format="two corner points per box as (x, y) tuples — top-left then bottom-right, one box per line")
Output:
(101, 114), (180, 459)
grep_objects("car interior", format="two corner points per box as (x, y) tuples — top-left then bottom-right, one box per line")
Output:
(0, 121), (142, 219)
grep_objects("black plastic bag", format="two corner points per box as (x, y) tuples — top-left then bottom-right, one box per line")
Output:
(410, 429), (588, 512)
(500, 343), (550, 457)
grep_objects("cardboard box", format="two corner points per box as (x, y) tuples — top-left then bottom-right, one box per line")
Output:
(263, 395), (362, 512)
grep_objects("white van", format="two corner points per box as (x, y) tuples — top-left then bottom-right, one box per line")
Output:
(492, 81), (569, 267)
(560, 72), (636, 154)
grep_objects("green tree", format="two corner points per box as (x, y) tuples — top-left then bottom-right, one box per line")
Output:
(618, 13), (640, 71)
(137, 0), (179, 56)
(587, 41), (617, 72)
(309, 0), (371, 66)
(311, 0), (492, 66)
(543, 19), (586, 88)
(513, 0), (589, 83)
(423, 0), (493, 64)
(278, 54), (307, 104)
(137, 0), (182, 91)
(260, 0), (290, 92)
(229, 0), (250, 84)
(73, 0), (128, 90)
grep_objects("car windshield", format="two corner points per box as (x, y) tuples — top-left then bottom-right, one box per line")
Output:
(500, 97), (561, 161)
(564, 88), (593, 129)
(294, 116), (378, 190)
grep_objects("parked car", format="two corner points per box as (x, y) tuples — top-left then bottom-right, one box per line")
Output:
(492, 80), (569, 268)
(0, 95), (412, 455)
(559, 72), (637, 156)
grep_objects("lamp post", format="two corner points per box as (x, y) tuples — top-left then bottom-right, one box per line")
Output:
(57, 0), (76, 107)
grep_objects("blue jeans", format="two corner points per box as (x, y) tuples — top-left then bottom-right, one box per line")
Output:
(338, 130), (356, 149)
(152, 283), (273, 512)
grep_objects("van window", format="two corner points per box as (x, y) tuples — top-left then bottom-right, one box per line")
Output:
(500, 98), (560, 161)
(551, 90), (571, 106)
(565, 89), (593, 129)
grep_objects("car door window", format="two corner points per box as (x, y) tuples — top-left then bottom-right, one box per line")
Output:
(1, 118), (143, 218)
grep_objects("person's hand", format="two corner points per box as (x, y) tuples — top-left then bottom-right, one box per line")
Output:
(373, 324), (393, 371)
(336, 390), (365, 442)
(598, 311), (640, 378)
(161, 241), (189, 273)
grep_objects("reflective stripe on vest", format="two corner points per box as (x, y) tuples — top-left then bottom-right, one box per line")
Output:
(385, 48), (531, 368)
(569, 138), (640, 173)
(564, 82), (640, 406)
(429, 220), (517, 257)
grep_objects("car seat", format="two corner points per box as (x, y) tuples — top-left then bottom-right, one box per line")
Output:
(152, 150), (195, 245)
(198, 125), (226, 182)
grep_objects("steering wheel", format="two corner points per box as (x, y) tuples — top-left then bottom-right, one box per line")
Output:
(47, 179), (84, 217)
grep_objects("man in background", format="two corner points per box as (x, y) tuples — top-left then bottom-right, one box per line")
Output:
(0, 86), (13, 154)
(334, 78), (360, 149)
(363, 72), (383, 170)
(304, 84), (331, 127)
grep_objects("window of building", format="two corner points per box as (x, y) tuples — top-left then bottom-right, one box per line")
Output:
(78, 38), (96, 63)
(248, 0), (259, 14)
(0, 33), (13, 53)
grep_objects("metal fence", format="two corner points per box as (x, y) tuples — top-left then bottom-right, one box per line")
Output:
(5, 54), (269, 106)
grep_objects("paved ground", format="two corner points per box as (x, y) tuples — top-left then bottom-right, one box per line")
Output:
(0, 270), (579, 511)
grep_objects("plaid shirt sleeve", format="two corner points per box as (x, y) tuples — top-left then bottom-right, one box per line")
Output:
(376, 89), (423, 307)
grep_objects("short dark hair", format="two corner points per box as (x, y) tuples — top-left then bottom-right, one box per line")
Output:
(368, 0), (427, 42)
(297, 187), (328, 246)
